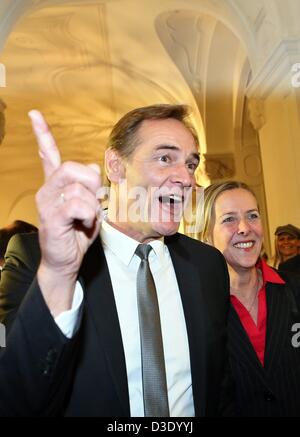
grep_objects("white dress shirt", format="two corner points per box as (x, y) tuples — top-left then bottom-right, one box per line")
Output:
(55, 220), (195, 417)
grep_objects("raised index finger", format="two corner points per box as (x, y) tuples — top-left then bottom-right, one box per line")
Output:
(28, 110), (61, 180)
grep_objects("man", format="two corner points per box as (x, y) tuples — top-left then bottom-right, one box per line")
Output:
(0, 104), (232, 416)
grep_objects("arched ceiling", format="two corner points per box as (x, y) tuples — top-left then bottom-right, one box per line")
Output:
(0, 0), (299, 226)
(155, 9), (246, 155)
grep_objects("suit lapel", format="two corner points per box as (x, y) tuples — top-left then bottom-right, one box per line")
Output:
(228, 306), (269, 386)
(78, 233), (227, 416)
(166, 235), (209, 416)
(264, 283), (291, 373)
(79, 236), (130, 415)
(228, 282), (292, 387)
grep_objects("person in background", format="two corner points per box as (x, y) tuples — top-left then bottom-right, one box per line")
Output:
(273, 224), (300, 274)
(273, 224), (300, 270)
(199, 180), (300, 417)
(0, 220), (37, 272)
(0, 104), (233, 417)
(279, 254), (300, 275)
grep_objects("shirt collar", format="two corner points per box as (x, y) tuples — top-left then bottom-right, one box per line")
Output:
(101, 219), (165, 266)
(257, 258), (286, 286)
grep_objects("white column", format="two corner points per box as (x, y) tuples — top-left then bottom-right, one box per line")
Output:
(247, 39), (300, 256)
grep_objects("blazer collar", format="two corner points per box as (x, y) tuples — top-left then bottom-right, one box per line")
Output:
(229, 281), (293, 379)
(79, 235), (130, 415)
(264, 282), (293, 372)
(228, 306), (269, 385)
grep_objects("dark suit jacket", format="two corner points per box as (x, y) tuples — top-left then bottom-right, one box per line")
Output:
(279, 254), (300, 275)
(228, 271), (300, 416)
(0, 231), (232, 417)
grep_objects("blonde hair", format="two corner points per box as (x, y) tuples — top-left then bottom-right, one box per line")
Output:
(198, 180), (257, 244)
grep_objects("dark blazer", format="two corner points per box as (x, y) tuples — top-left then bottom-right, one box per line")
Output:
(0, 231), (232, 417)
(279, 254), (300, 275)
(228, 271), (300, 416)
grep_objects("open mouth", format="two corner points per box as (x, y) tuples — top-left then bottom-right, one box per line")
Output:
(158, 194), (183, 205)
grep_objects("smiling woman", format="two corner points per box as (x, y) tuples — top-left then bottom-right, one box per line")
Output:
(199, 180), (300, 417)
(199, 181), (264, 322)
(273, 224), (300, 269)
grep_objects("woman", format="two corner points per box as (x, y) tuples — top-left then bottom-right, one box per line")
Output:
(273, 224), (300, 270)
(199, 180), (300, 417)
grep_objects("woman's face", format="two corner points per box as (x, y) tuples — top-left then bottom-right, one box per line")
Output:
(277, 233), (299, 259)
(212, 188), (263, 271)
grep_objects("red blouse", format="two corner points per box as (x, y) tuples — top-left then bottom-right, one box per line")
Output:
(230, 259), (285, 366)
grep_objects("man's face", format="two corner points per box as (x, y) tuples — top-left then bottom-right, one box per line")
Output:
(113, 118), (199, 242)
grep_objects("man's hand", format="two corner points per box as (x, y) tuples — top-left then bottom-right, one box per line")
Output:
(29, 110), (102, 316)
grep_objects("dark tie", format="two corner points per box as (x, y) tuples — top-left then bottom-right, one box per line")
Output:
(135, 244), (170, 417)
